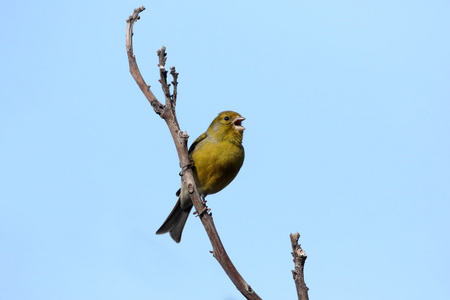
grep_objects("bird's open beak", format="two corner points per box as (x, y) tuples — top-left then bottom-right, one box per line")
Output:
(233, 117), (246, 132)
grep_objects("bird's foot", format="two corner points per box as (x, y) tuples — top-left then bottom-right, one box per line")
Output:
(194, 206), (210, 217)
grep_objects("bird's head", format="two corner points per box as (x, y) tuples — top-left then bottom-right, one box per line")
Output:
(208, 111), (245, 143)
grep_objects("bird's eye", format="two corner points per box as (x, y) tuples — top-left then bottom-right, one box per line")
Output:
(224, 116), (230, 121)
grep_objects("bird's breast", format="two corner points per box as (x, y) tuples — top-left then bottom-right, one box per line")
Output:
(191, 140), (244, 195)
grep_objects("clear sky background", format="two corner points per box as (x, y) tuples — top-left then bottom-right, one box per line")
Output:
(1, 1), (449, 299)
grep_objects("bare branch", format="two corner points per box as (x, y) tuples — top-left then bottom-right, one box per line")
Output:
(126, 7), (262, 300)
(126, 6), (164, 116)
(170, 67), (179, 104)
(290, 233), (309, 300)
(157, 47), (172, 106)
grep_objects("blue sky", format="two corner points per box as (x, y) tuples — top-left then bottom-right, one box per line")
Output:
(1, 1), (449, 299)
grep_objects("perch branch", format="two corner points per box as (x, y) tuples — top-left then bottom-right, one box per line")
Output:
(290, 233), (309, 300)
(126, 7), (261, 300)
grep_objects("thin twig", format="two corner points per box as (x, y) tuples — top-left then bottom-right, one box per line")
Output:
(126, 7), (261, 300)
(170, 67), (179, 104)
(157, 47), (172, 105)
(290, 233), (309, 300)
(126, 6), (164, 116)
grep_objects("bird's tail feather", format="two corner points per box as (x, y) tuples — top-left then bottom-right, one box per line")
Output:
(156, 199), (192, 243)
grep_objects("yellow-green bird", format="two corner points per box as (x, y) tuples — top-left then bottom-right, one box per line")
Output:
(156, 111), (245, 243)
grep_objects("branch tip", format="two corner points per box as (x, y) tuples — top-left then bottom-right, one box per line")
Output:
(290, 232), (309, 300)
(126, 6), (145, 24)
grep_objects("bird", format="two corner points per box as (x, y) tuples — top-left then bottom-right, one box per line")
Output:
(156, 111), (245, 243)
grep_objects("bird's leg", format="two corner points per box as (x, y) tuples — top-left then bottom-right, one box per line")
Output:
(194, 194), (210, 217)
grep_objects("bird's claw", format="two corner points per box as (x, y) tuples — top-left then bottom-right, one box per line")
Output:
(194, 206), (210, 217)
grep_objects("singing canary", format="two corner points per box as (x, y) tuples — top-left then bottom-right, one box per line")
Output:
(156, 111), (245, 243)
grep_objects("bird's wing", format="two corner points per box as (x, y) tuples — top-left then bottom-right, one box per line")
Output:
(188, 132), (208, 155)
